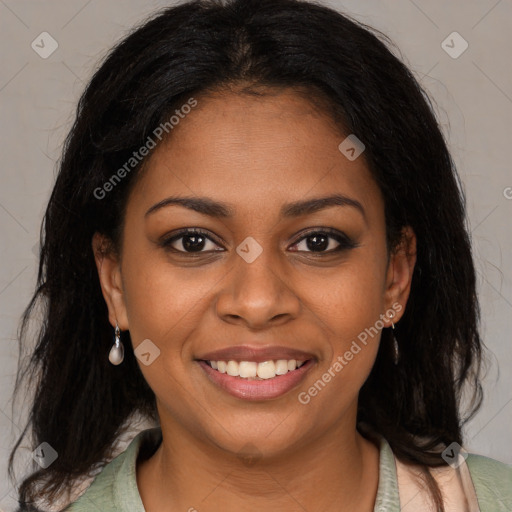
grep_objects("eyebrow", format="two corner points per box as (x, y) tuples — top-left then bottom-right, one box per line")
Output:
(145, 193), (366, 221)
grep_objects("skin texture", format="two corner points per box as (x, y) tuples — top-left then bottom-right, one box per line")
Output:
(93, 88), (417, 511)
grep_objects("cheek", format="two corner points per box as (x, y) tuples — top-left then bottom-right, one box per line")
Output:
(307, 247), (387, 388)
(314, 255), (387, 342)
(119, 253), (213, 402)
(296, 268), (385, 421)
(121, 243), (217, 342)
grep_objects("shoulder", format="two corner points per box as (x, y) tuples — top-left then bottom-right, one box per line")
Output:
(64, 427), (162, 511)
(465, 452), (512, 510)
(394, 446), (511, 512)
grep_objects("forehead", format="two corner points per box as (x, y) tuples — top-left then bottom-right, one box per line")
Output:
(128, 90), (383, 223)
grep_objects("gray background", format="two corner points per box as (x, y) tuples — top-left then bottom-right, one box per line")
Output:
(1, 0), (511, 509)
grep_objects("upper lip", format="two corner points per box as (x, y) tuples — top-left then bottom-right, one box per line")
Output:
(197, 345), (316, 363)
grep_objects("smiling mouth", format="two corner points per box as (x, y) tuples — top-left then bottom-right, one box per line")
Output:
(202, 359), (308, 380)
(197, 357), (315, 400)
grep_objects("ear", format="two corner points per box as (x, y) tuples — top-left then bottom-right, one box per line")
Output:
(383, 226), (417, 324)
(92, 232), (129, 330)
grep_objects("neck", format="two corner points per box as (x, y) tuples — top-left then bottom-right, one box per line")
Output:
(137, 411), (380, 512)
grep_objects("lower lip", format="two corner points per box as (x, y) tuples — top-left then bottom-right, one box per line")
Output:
(197, 360), (314, 401)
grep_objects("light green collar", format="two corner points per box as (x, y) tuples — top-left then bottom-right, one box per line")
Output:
(73, 427), (402, 510)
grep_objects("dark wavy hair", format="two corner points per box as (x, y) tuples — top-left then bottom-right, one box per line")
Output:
(9, 0), (484, 510)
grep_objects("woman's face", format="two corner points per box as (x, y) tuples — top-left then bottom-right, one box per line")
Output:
(94, 88), (416, 458)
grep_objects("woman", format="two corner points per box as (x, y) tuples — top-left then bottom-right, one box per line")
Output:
(9, 0), (511, 510)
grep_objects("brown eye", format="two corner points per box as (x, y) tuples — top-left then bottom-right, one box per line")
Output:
(160, 229), (224, 253)
(289, 229), (358, 254)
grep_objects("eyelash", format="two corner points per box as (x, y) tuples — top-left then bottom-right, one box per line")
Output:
(159, 227), (359, 255)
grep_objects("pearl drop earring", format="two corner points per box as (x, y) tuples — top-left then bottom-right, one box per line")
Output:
(109, 323), (124, 365)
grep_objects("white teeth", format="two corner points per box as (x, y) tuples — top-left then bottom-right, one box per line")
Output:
(239, 361), (257, 378)
(206, 359), (307, 379)
(226, 360), (239, 376)
(275, 360), (289, 375)
(257, 360), (276, 379)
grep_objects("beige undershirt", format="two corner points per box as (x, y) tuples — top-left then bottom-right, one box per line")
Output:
(395, 454), (481, 511)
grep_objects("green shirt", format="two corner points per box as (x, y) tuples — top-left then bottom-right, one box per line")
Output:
(65, 427), (512, 511)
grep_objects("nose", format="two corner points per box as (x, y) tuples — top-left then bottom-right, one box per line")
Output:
(215, 246), (301, 330)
